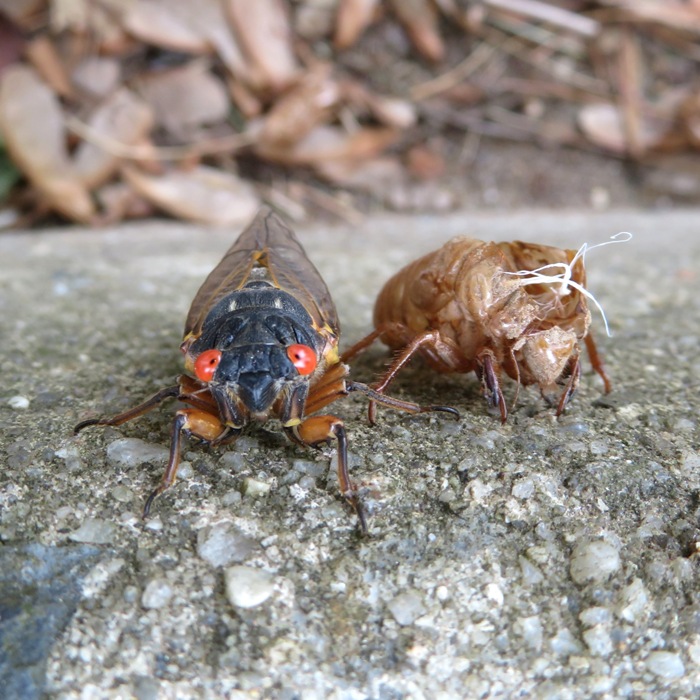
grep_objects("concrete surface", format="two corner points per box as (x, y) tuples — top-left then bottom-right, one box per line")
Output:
(0, 210), (699, 700)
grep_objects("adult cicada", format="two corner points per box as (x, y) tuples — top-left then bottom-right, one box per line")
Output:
(345, 233), (630, 423)
(75, 208), (454, 530)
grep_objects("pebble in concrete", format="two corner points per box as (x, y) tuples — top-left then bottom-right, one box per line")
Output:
(645, 651), (685, 680)
(387, 590), (426, 626)
(570, 540), (621, 585)
(617, 578), (650, 622)
(8, 395), (30, 409)
(141, 579), (173, 609)
(69, 517), (116, 545)
(106, 438), (169, 468)
(224, 566), (275, 608)
(582, 626), (613, 657)
(196, 522), (258, 568)
(241, 477), (271, 497)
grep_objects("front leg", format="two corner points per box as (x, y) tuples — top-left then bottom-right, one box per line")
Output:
(364, 328), (464, 424)
(554, 353), (581, 417)
(475, 349), (508, 423)
(286, 415), (367, 534)
(143, 408), (237, 517)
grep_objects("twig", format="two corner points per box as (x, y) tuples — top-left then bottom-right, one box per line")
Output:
(482, 0), (600, 37)
(258, 184), (307, 222)
(65, 116), (256, 161)
(294, 182), (364, 226)
(496, 77), (601, 103)
(478, 25), (611, 96)
(618, 29), (643, 158)
(594, 0), (700, 35)
(411, 42), (494, 101)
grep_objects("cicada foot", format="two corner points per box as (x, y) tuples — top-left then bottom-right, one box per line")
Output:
(288, 415), (368, 534)
(476, 350), (507, 423)
(347, 381), (459, 426)
(353, 329), (463, 425)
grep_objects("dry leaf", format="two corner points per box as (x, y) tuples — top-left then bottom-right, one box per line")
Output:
(0, 14), (26, 75)
(191, 0), (251, 83)
(227, 76), (263, 118)
(71, 57), (121, 99)
(120, 0), (210, 54)
(0, 64), (94, 221)
(84, 0), (143, 54)
(72, 88), (154, 188)
(388, 0), (445, 63)
(136, 61), (229, 138)
(596, 0), (700, 34)
(406, 144), (446, 179)
(342, 80), (417, 128)
(318, 156), (404, 191)
(95, 181), (154, 224)
(121, 0), (254, 87)
(254, 123), (398, 167)
(680, 90), (700, 147)
(578, 102), (674, 155)
(0, 0), (46, 27)
(24, 34), (73, 98)
(225, 0), (300, 92)
(295, 2), (336, 41)
(121, 164), (260, 226)
(260, 65), (341, 147)
(334, 0), (381, 50)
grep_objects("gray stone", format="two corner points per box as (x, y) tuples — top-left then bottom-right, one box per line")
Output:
(570, 540), (621, 585)
(0, 544), (101, 700)
(69, 517), (117, 545)
(387, 590), (426, 626)
(196, 522), (258, 568)
(645, 651), (685, 680)
(224, 566), (275, 608)
(106, 438), (169, 468)
(141, 579), (173, 609)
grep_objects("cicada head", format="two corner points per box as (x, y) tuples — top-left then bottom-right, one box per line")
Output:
(516, 327), (579, 389)
(184, 298), (332, 424)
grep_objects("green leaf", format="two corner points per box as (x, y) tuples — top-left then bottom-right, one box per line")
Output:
(0, 137), (21, 203)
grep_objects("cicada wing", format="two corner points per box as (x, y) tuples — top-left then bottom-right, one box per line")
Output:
(257, 210), (339, 334)
(183, 207), (339, 342)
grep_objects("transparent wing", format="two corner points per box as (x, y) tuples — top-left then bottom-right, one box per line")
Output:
(184, 207), (339, 340)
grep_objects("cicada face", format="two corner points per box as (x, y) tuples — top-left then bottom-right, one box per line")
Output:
(184, 280), (332, 425)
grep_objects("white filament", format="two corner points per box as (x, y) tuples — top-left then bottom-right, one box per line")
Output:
(504, 232), (633, 337)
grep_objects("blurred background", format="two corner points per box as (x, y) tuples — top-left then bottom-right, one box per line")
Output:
(1, 0), (699, 229)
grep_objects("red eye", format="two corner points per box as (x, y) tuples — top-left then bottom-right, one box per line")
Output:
(287, 344), (317, 375)
(194, 349), (222, 382)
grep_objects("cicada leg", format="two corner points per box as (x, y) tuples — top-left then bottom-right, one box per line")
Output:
(285, 415), (367, 534)
(143, 407), (237, 517)
(340, 329), (384, 363)
(287, 363), (458, 533)
(303, 362), (350, 415)
(584, 330), (612, 394)
(75, 375), (236, 517)
(475, 349), (508, 424)
(554, 354), (581, 417)
(362, 329), (464, 424)
(74, 385), (182, 434)
(73, 374), (219, 434)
